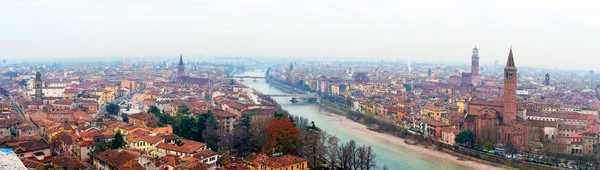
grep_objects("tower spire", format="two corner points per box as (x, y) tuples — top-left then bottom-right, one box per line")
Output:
(179, 54), (183, 66)
(506, 48), (515, 67)
(178, 54), (185, 77)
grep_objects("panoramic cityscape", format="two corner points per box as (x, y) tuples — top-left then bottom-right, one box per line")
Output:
(1, 1), (600, 170)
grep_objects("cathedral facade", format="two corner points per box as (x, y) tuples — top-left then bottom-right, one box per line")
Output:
(464, 48), (530, 148)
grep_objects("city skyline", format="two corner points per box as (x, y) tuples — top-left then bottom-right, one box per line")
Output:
(1, 0), (599, 70)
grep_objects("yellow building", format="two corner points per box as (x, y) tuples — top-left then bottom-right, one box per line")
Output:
(121, 78), (138, 91)
(94, 88), (115, 105)
(86, 76), (102, 82)
(47, 124), (76, 142)
(128, 113), (157, 127)
(331, 85), (340, 96)
(126, 135), (164, 155)
(144, 90), (159, 99)
(457, 101), (466, 114)
(422, 105), (447, 121)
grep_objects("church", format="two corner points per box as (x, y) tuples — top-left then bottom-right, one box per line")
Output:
(464, 48), (530, 148)
(176, 55), (212, 87)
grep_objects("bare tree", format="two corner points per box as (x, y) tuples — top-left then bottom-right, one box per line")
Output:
(356, 146), (366, 170)
(250, 118), (270, 153)
(340, 140), (357, 169)
(293, 115), (310, 131)
(219, 133), (234, 155)
(504, 142), (516, 160)
(360, 145), (376, 170)
(326, 135), (339, 169)
(300, 130), (327, 169)
(347, 140), (360, 170)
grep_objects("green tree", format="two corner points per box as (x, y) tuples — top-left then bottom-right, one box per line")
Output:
(274, 112), (286, 119)
(203, 111), (220, 150)
(40, 163), (56, 170)
(233, 114), (252, 156)
(178, 105), (190, 115)
(94, 143), (106, 153)
(175, 139), (183, 146)
(307, 121), (321, 131)
(475, 139), (484, 150)
(455, 130), (475, 147)
(174, 115), (199, 140)
(403, 84), (412, 91)
(148, 106), (161, 115)
(111, 131), (125, 149)
(106, 103), (120, 115)
(122, 114), (129, 123)
(485, 142), (494, 151)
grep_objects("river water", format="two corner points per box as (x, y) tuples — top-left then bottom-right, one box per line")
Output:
(237, 70), (470, 170)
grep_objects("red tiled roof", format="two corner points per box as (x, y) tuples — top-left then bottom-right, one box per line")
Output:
(129, 112), (158, 121)
(225, 100), (247, 110)
(136, 134), (164, 144)
(20, 158), (44, 169)
(51, 156), (93, 170)
(192, 149), (217, 160)
(212, 110), (237, 118)
(157, 140), (206, 154)
(91, 150), (145, 170)
(252, 154), (306, 168)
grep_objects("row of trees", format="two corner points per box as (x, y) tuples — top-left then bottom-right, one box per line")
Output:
(262, 114), (377, 169)
(148, 104), (378, 169)
(148, 106), (220, 150)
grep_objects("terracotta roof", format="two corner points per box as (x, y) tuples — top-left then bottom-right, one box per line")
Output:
(528, 120), (558, 127)
(51, 156), (93, 170)
(469, 99), (503, 107)
(19, 158), (44, 169)
(252, 154), (306, 168)
(162, 155), (179, 167)
(157, 140), (206, 154)
(423, 119), (450, 127)
(212, 110), (237, 118)
(242, 108), (275, 116)
(136, 134), (164, 144)
(441, 127), (461, 135)
(53, 132), (76, 145)
(91, 150), (145, 170)
(52, 100), (74, 105)
(192, 149), (218, 160)
(174, 161), (211, 170)
(11, 139), (50, 153)
(224, 100), (247, 110)
(129, 112), (158, 121)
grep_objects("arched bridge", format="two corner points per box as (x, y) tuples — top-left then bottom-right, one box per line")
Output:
(229, 76), (266, 79)
(267, 94), (316, 99)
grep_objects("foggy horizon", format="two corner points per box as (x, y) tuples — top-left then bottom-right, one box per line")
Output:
(2, 0), (599, 70)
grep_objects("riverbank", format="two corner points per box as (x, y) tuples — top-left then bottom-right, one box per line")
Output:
(320, 110), (514, 170)
(263, 77), (514, 169)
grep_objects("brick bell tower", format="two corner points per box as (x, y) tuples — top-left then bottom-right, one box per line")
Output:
(471, 46), (480, 86)
(503, 47), (518, 122)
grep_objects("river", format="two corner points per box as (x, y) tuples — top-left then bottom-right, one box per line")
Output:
(237, 70), (474, 170)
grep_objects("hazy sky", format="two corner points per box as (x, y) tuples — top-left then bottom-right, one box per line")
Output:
(1, 0), (599, 69)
